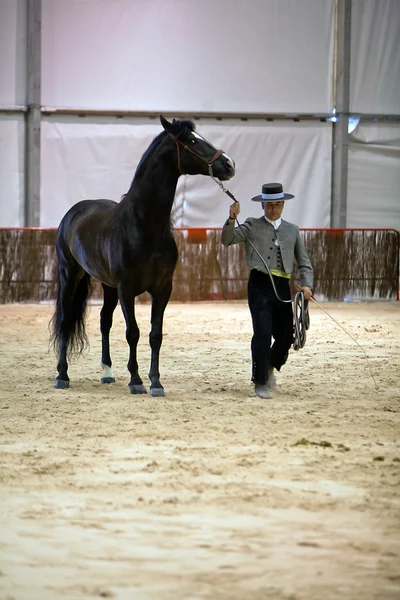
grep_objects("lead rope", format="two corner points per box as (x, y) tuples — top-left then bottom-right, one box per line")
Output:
(210, 173), (379, 389)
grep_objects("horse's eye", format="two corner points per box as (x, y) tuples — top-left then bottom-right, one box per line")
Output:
(190, 139), (196, 145)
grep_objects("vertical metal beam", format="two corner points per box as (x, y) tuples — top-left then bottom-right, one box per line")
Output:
(331, 0), (351, 227)
(25, 0), (41, 226)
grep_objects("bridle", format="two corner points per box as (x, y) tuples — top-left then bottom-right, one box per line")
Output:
(171, 134), (224, 176)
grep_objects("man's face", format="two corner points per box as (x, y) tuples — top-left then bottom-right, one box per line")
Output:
(263, 200), (284, 221)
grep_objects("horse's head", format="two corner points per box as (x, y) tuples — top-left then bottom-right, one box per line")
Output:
(160, 116), (235, 181)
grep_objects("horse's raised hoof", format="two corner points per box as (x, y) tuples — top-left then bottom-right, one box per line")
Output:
(150, 387), (165, 397)
(129, 384), (147, 395)
(55, 379), (70, 389)
(101, 377), (116, 384)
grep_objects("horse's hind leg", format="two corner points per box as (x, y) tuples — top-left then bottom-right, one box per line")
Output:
(53, 262), (87, 389)
(100, 284), (119, 384)
(118, 283), (146, 395)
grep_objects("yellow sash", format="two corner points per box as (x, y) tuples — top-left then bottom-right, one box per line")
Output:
(270, 268), (291, 279)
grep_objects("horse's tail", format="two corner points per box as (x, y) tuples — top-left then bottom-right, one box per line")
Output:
(50, 270), (91, 358)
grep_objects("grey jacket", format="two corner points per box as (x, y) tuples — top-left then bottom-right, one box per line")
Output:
(221, 217), (314, 288)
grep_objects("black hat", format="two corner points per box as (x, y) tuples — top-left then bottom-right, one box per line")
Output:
(251, 182), (294, 202)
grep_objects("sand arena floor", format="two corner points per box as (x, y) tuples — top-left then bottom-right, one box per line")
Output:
(0, 300), (399, 600)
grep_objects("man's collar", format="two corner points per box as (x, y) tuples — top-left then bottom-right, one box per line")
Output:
(264, 216), (282, 229)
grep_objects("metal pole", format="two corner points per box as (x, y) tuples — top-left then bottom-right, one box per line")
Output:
(25, 0), (41, 227)
(331, 0), (351, 228)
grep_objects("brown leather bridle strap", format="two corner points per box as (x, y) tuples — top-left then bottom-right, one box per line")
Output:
(172, 136), (224, 175)
(210, 149), (224, 163)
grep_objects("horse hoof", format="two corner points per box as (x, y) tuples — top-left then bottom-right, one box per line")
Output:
(129, 384), (147, 395)
(55, 379), (69, 389)
(101, 377), (115, 384)
(150, 387), (165, 397)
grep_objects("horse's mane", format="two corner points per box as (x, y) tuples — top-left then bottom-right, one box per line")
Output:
(123, 120), (196, 196)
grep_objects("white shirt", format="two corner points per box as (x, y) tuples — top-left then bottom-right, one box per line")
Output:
(264, 216), (282, 230)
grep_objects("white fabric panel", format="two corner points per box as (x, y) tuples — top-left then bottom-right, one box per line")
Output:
(180, 120), (332, 228)
(40, 117), (331, 229)
(0, 0), (26, 106)
(40, 117), (166, 227)
(347, 122), (400, 229)
(350, 0), (400, 114)
(42, 0), (334, 114)
(0, 115), (25, 226)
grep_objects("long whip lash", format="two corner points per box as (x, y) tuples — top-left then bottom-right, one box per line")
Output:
(308, 295), (379, 390)
(210, 175), (379, 390)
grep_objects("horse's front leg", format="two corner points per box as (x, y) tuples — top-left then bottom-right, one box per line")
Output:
(148, 281), (173, 397)
(118, 283), (146, 395)
(100, 284), (119, 384)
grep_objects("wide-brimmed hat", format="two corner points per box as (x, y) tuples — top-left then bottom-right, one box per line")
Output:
(251, 182), (294, 202)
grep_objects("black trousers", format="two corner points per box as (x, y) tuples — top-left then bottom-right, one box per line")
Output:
(248, 269), (294, 385)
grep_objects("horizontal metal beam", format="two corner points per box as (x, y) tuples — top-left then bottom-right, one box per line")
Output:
(39, 107), (400, 122)
(40, 107), (333, 121)
(2, 105), (399, 121)
(0, 106), (27, 114)
(335, 113), (400, 121)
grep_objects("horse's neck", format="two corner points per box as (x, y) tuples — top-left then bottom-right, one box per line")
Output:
(120, 162), (179, 229)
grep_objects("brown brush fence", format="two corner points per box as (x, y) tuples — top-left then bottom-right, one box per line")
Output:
(0, 228), (398, 303)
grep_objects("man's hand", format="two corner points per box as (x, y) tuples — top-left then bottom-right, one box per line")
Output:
(229, 201), (240, 220)
(300, 286), (313, 300)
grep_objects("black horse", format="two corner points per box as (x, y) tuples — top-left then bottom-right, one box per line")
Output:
(50, 115), (235, 396)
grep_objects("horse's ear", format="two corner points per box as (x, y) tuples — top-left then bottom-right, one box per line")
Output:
(160, 115), (173, 132)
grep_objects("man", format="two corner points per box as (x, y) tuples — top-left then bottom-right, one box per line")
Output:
(221, 182), (313, 399)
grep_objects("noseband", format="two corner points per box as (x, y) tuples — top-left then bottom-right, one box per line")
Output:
(171, 135), (224, 176)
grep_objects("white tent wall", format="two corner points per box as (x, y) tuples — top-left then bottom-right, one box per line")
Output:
(40, 117), (332, 228)
(0, 115), (25, 226)
(177, 120), (332, 228)
(0, 0), (26, 107)
(0, 0), (399, 231)
(347, 121), (400, 229)
(350, 0), (400, 115)
(0, 0), (26, 227)
(40, 117), (161, 227)
(41, 0), (334, 114)
(347, 0), (400, 230)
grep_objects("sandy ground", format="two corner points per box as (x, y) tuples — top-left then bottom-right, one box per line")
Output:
(0, 300), (399, 600)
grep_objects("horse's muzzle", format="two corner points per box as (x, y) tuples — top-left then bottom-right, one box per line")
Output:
(216, 154), (235, 180)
